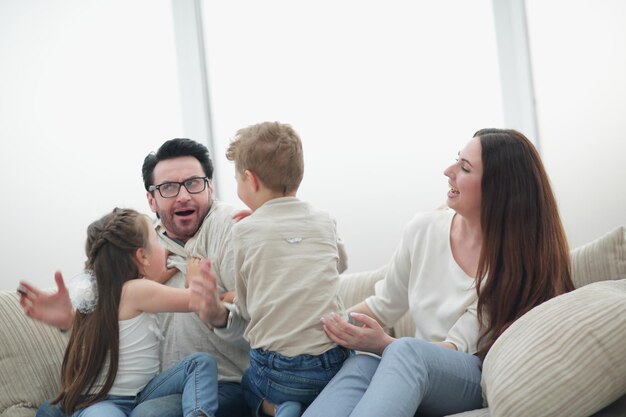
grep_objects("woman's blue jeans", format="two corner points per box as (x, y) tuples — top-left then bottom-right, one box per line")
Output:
(242, 345), (351, 417)
(45, 352), (219, 417)
(302, 338), (484, 417)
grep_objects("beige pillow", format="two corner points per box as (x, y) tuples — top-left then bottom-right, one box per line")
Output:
(481, 279), (626, 417)
(337, 266), (416, 338)
(571, 226), (626, 288)
(0, 291), (68, 416)
(338, 266), (387, 309)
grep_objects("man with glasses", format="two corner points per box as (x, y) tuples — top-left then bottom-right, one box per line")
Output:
(139, 138), (250, 417)
(35, 138), (251, 417)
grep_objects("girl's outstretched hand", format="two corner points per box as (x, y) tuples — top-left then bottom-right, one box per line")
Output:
(18, 271), (74, 331)
(321, 312), (395, 356)
(185, 257), (202, 288)
(188, 259), (229, 328)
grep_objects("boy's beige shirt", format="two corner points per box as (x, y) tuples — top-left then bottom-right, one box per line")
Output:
(233, 197), (347, 357)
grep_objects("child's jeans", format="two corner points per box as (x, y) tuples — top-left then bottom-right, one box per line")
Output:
(242, 345), (352, 417)
(70, 352), (218, 417)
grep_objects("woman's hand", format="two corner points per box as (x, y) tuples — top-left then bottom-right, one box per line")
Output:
(18, 271), (74, 331)
(321, 312), (395, 356)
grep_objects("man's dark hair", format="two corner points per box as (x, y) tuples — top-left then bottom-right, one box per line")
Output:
(142, 138), (214, 192)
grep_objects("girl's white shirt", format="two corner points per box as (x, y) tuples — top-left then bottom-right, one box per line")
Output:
(108, 312), (162, 396)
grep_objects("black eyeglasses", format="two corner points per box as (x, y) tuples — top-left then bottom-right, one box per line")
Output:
(149, 176), (209, 198)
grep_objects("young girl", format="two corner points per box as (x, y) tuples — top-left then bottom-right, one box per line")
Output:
(19, 208), (218, 417)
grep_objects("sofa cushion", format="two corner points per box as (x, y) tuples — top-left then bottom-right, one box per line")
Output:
(446, 408), (490, 417)
(571, 226), (626, 288)
(337, 266), (387, 309)
(0, 291), (68, 417)
(481, 279), (626, 417)
(338, 265), (418, 338)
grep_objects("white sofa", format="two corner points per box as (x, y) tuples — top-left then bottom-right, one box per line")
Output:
(1, 227), (625, 417)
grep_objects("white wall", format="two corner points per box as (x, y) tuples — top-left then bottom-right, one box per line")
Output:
(0, 0), (184, 290)
(526, 0), (626, 249)
(202, 0), (504, 273)
(2, 1), (623, 291)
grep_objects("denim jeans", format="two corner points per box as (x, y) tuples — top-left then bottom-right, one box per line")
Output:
(36, 352), (219, 417)
(302, 338), (484, 417)
(37, 381), (249, 417)
(242, 345), (351, 417)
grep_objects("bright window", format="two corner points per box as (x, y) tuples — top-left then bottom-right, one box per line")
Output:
(202, 1), (504, 271)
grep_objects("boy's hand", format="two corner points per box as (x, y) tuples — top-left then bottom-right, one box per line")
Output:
(232, 209), (252, 222)
(220, 291), (235, 304)
(19, 271), (74, 331)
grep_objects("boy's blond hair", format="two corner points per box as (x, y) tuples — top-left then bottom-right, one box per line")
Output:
(226, 122), (304, 194)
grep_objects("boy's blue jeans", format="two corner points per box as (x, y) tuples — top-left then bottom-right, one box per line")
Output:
(39, 352), (219, 417)
(242, 345), (351, 417)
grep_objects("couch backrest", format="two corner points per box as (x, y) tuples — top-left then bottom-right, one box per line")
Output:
(1, 226), (623, 416)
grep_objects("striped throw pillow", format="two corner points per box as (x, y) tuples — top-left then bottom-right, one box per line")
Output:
(481, 279), (626, 417)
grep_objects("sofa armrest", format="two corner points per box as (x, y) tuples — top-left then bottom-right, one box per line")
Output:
(0, 291), (68, 417)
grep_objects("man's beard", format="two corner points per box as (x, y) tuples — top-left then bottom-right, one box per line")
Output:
(158, 201), (212, 242)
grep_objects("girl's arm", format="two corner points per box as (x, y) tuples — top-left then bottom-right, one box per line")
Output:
(119, 278), (191, 320)
(149, 262), (180, 284)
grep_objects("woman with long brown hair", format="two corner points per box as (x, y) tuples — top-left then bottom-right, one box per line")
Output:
(302, 129), (574, 417)
(19, 208), (219, 417)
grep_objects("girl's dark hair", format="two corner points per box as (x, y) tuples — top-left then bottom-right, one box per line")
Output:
(474, 128), (575, 359)
(52, 208), (148, 413)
